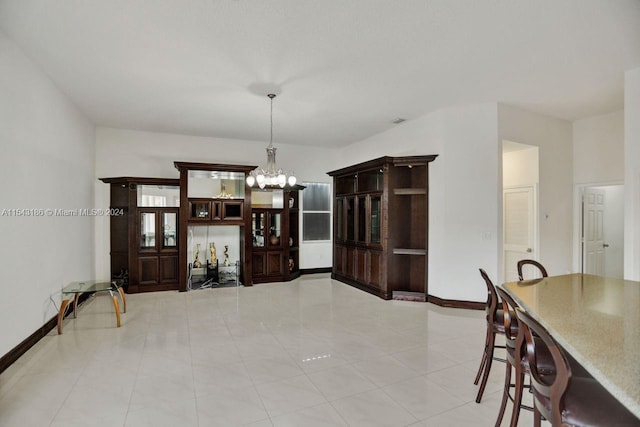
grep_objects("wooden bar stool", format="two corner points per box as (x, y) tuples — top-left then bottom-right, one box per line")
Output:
(474, 269), (508, 403)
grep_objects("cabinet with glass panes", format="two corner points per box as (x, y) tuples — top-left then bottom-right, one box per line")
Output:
(99, 177), (181, 293)
(328, 155), (437, 300)
(250, 186), (303, 283)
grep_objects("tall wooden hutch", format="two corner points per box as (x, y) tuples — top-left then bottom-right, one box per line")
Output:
(99, 177), (181, 293)
(327, 155), (437, 300)
(250, 186), (304, 283)
(174, 162), (256, 291)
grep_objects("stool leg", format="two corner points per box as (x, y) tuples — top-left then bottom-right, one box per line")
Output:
(474, 326), (490, 385)
(509, 365), (525, 427)
(476, 330), (496, 403)
(495, 361), (512, 426)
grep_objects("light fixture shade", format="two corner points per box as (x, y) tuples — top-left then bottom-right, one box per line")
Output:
(256, 174), (265, 186)
(277, 174), (286, 187)
(246, 175), (255, 186)
(288, 175), (297, 186)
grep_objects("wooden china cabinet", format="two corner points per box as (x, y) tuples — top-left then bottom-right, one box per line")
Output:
(327, 155), (438, 300)
(250, 187), (303, 283)
(99, 177), (181, 293)
(174, 162), (256, 291)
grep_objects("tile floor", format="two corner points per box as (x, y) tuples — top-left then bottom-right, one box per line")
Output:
(0, 274), (544, 426)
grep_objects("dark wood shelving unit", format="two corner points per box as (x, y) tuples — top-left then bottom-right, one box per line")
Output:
(328, 155), (437, 300)
(99, 177), (181, 293)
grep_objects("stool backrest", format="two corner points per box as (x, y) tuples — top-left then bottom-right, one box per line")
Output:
(516, 308), (571, 426)
(517, 259), (548, 281)
(479, 268), (499, 321)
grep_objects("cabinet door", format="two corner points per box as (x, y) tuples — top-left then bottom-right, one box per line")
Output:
(368, 250), (383, 288)
(355, 248), (367, 282)
(252, 252), (266, 276)
(334, 245), (345, 276)
(357, 196), (367, 243)
(370, 195), (382, 245)
(138, 256), (159, 285)
(267, 252), (284, 276)
(268, 212), (282, 247)
(335, 198), (344, 242)
(252, 211), (266, 247)
(346, 197), (355, 242)
(139, 212), (157, 250)
(159, 256), (179, 283)
(162, 212), (177, 249)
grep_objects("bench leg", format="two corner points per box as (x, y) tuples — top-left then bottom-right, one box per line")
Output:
(109, 291), (121, 327)
(57, 299), (71, 334)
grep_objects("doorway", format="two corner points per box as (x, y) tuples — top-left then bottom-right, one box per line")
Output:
(581, 184), (624, 278)
(503, 141), (539, 282)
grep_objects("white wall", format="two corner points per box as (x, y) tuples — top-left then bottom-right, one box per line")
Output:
(503, 145), (539, 187)
(94, 127), (339, 279)
(498, 104), (574, 277)
(0, 31), (95, 357)
(571, 111), (625, 272)
(340, 103), (501, 303)
(624, 67), (640, 280)
(573, 110), (624, 184)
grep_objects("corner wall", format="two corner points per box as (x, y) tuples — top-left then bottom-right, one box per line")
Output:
(498, 105), (574, 277)
(0, 31), (95, 357)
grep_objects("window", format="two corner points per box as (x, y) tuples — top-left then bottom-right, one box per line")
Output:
(302, 182), (331, 241)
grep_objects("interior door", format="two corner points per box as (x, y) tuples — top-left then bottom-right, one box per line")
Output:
(504, 186), (536, 282)
(583, 188), (605, 275)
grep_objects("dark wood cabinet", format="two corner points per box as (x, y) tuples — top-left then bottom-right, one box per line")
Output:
(250, 187), (303, 283)
(174, 162), (256, 291)
(328, 155), (437, 300)
(99, 177), (181, 293)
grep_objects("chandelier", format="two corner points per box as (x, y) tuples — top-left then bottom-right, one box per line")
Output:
(246, 94), (297, 189)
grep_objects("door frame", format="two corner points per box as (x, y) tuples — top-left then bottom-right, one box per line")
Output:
(503, 184), (539, 281)
(572, 180), (624, 274)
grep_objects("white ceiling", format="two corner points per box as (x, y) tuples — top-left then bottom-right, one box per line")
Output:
(1, 0), (639, 148)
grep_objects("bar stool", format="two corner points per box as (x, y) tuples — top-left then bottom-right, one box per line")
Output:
(474, 269), (509, 403)
(495, 287), (555, 427)
(517, 259), (548, 281)
(517, 308), (639, 426)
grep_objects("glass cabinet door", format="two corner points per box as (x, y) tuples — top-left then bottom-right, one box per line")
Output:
(252, 212), (265, 247)
(140, 212), (156, 248)
(357, 196), (367, 242)
(370, 196), (381, 244)
(336, 198), (344, 241)
(346, 197), (355, 241)
(268, 213), (281, 246)
(162, 212), (177, 248)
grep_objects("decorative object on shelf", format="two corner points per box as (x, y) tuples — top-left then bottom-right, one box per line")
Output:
(193, 244), (202, 268)
(246, 94), (297, 189)
(289, 237), (293, 246)
(270, 234), (280, 245)
(288, 257), (294, 271)
(223, 245), (231, 266)
(215, 183), (233, 199)
(209, 242), (217, 264)
(289, 197), (294, 208)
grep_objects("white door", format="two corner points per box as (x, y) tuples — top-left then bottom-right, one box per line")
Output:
(504, 186), (536, 282)
(583, 188), (606, 275)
